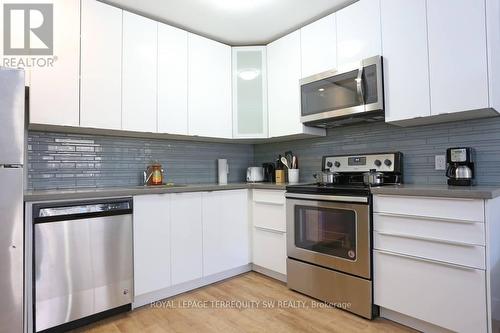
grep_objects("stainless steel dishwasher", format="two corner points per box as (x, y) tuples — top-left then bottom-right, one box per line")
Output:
(32, 198), (133, 332)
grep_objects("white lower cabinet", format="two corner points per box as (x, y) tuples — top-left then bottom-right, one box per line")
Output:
(253, 228), (287, 275)
(170, 192), (203, 285)
(374, 250), (487, 333)
(202, 190), (250, 276)
(252, 190), (287, 276)
(133, 189), (251, 304)
(373, 194), (490, 333)
(133, 194), (171, 297)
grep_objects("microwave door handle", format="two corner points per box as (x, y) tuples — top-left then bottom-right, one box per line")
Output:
(356, 66), (365, 105)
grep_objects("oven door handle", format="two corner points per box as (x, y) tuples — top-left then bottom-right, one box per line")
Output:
(285, 193), (368, 203)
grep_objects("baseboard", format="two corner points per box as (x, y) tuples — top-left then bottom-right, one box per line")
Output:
(133, 264), (252, 308)
(252, 264), (287, 283)
(380, 307), (453, 333)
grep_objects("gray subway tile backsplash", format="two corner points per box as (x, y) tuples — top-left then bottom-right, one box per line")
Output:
(28, 116), (500, 190)
(253, 117), (500, 186)
(27, 131), (253, 190)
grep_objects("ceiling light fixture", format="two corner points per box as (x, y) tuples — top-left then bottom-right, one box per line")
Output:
(207, 0), (271, 11)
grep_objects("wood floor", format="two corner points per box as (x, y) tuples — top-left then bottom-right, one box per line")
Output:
(73, 272), (416, 333)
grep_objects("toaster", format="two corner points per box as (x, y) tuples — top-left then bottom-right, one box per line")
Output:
(246, 167), (264, 182)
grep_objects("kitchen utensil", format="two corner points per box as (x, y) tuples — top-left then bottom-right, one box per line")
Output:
(247, 167), (264, 182)
(292, 156), (298, 169)
(285, 151), (293, 168)
(363, 169), (385, 186)
(281, 157), (290, 169)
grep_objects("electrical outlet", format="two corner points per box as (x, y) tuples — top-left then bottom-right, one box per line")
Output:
(435, 155), (446, 170)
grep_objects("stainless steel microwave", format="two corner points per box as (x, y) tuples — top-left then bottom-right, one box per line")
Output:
(300, 56), (384, 128)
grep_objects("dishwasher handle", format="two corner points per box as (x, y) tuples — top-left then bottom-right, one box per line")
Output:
(33, 198), (133, 223)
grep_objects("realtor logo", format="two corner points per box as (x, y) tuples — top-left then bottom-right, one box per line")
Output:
(3, 4), (53, 55)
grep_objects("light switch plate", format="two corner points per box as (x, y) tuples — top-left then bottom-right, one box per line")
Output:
(435, 155), (446, 170)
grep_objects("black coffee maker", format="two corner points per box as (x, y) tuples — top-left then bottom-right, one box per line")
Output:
(446, 147), (474, 186)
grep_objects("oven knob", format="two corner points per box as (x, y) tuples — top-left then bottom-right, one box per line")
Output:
(326, 161), (333, 168)
(334, 161), (341, 168)
(374, 159), (382, 167)
(384, 159), (392, 167)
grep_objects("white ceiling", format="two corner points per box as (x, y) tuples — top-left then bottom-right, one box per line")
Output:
(101, 0), (356, 45)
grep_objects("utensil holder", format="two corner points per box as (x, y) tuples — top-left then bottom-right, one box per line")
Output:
(288, 169), (300, 184)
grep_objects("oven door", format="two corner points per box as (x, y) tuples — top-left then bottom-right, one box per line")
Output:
(286, 194), (371, 279)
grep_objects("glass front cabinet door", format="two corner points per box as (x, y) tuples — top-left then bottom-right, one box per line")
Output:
(232, 46), (268, 138)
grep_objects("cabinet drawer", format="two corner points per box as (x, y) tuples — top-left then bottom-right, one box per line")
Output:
(373, 195), (484, 222)
(374, 250), (487, 333)
(374, 231), (485, 269)
(253, 227), (286, 275)
(374, 213), (485, 246)
(252, 189), (285, 205)
(252, 201), (286, 232)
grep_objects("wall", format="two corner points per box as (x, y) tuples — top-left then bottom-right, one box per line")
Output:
(27, 131), (253, 190)
(254, 117), (500, 186)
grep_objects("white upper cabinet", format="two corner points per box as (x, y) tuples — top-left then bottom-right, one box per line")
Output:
(133, 194), (171, 296)
(300, 13), (337, 78)
(188, 34), (232, 138)
(267, 31), (325, 138)
(157, 23), (188, 135)
(170, 192), (203, 285)
(336, 0), (382, 69)
(486, 0), (500, 112)
(427, 0), (488, 115)
(29, 0), (80, 127)
(80, 0), (122, 130)
(122, 11), (158, 133)
(381, 0), (431, 123)
(202, 190), (250, 276)
(232, 46), (268, 139)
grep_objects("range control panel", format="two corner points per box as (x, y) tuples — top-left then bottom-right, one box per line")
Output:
(324, 153), (402, 173)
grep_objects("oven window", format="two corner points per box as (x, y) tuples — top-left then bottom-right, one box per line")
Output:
(295, 205), (357, 260)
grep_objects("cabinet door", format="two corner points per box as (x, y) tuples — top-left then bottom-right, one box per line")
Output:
(133, 195), (171, 296)
(232, 46), (268, 138)
(336, 0), (382, 69)
(188, 34), (232, 138)
(427, 0), (488, 115)
(29, 0), (80, 127)
(374, 250), (487, 333)
(300, 13), (337, 78)
(80, 0), (122, 130)
(381, 0), (431, 122)
(487, 0), (500, 111)
(253, 228), (287, 275)
(202, 190), (249, 276)
(158, 23), (188, 135)
(171, 192), (203, 285)
(267, 31), (302, 138)
(122, 11), (157, 133)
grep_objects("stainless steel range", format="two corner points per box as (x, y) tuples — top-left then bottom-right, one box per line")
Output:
(286, 152), (403, 319)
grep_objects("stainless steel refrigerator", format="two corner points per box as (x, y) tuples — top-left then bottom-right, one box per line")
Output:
(0, 67), (25, 333)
